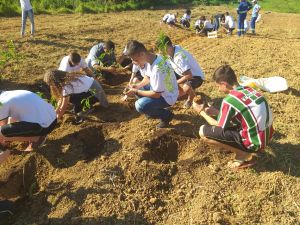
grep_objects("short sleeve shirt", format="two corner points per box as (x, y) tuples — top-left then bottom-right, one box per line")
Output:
(62, 76), (94, 96)
(0, 90), (56, 128)
(132, 64), (147, 77)
(167, 14), (176, 23)
(252, 4), (261, 17)
(145, 55), (178, 105)
(225, 15), (235, 28)
(20, 0), (32, 11)
(170, 45), (205, 80)
(86, 43), (105, 67)
(58, 55), (87, 73)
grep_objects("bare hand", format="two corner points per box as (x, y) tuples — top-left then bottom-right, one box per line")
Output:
(192, 101), (205, 113)
(204, 106), (219, 116)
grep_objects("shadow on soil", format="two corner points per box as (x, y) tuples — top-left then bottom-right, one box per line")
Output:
(5, 185), (152, 225)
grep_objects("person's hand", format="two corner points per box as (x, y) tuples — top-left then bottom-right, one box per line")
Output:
(126, 88), (137, 97)
(192, 101), (205, 113)
(204, 105), (219, 116)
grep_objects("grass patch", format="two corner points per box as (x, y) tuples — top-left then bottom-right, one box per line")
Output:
(260, 0), (300, 14)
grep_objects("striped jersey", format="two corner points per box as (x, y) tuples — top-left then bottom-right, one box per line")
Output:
(217, 86), (274, 152)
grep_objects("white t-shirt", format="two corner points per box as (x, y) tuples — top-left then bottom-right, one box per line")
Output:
(170, 45), (205, 80)
(166, 14), (176, 23)
(162, 14), (170, 21)
(20, 0), (32, 11)
(132, 64), (147, 77)
(204, 20), (213, 29)
(182, 13), (191, 21)
(0, 90), (56, 128)
(225, 15), (235, 29)
(195, 19), (201, 27)
(58, 55), (88, 73)
(62, 76), (94, 96)
(145, 55), (178, 105)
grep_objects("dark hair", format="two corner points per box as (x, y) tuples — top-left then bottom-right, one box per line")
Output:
(156, 35), (172, 51)
(124, 40), (147, 56)
(104, 40), (115, 51)
(186, 9), (191, 15)
(44, 69), (83, 99)
(70, 52), (81, 64)
(213, 65), (237, 85)
(200, 16), (206, 21)
(225, 12), (229, 16)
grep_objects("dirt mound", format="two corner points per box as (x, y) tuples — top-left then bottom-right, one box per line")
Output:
(0, 154), (38, 199)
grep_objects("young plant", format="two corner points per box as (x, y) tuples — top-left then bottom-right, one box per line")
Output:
(80, 88), (96, 112)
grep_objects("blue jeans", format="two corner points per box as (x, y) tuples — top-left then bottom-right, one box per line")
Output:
(238, 14), (246, 36)
(135, 96), (171, 121)
(21, 9), (34, 36)
(250, 16), (257, 33)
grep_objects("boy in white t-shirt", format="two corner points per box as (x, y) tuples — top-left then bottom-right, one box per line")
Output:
(59, 52), (93, 76)
(196, 16), (214, 35)
(123, 40), (179, 128)
(44, 70), (108, 124)
(0, 90), (57, 157)
(180, 9), (192, 28)
(20, 0), (34, 37)
(221, 12), (236, 35)
(161, 12), (178, 27)
(158, 36), (205, 108)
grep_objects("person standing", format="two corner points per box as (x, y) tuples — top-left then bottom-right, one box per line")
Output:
(20, 0), (34, 37)
(237, 0), (252, 37)
(250, 0), (261, 34)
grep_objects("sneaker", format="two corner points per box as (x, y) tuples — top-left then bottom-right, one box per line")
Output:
(156, 113), (174, 128)
(183, 100), (193, 109)
(72, 116), (85, 125)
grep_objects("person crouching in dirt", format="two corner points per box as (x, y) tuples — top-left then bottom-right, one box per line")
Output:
(157, 36), (204, 109)
(86, 40), (119, 80)
(59, 52), (93, 76)
(220, 12), (236, 35)
(192, 65), (274, 169)
(0, 90), (57, 155)
(161, 12), (178, 27)
(44, 70), (108, 124)
(180, 9), (192, 28)
(123, 40), (179, 128)
(196, 16), (214, 35)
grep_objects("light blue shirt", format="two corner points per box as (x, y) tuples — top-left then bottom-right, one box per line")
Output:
(252, 4), (261, 17)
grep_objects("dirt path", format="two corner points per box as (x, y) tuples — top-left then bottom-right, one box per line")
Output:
(0, 7), (300, 225)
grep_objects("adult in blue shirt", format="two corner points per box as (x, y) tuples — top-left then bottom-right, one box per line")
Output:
(237, 0), (252, 36)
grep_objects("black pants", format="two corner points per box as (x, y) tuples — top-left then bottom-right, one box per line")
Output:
(69, 91), (98, 114)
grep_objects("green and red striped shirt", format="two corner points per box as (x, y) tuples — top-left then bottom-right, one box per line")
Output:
(217, 86), (274, 152)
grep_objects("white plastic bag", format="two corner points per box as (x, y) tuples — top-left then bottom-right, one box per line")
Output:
(240, 76), (288, 93)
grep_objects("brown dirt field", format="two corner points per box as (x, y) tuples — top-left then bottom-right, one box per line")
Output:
(1, 6), (300, 225)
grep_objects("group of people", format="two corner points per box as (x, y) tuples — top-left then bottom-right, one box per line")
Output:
(161, 0), (261, 36)
(1, 32), (274, 171)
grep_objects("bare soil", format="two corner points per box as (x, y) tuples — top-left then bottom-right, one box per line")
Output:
(0, 6), (300, 225)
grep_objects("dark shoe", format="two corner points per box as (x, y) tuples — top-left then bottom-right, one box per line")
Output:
(72, 116), (85, 125)
(156, 113), (174, 128)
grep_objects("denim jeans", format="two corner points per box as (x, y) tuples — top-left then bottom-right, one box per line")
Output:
(237, 14), (246, 36)
(21, 9), (34, 36)
(135, 96), (171, 121)
(250, 16), (258, 33)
